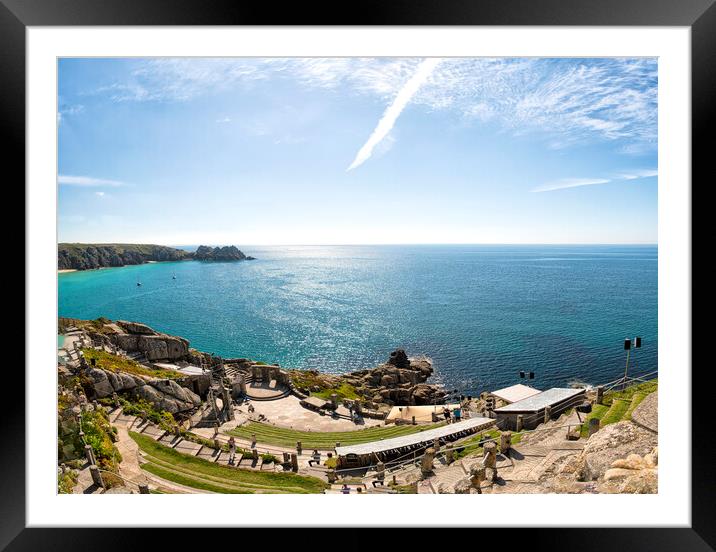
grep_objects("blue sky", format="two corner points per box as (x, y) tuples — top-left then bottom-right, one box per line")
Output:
(58, 57), (657, 245)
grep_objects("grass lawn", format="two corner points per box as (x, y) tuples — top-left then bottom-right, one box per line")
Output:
(130, 431), (328, 494)
(579, 379), (657, 438)
(82, 348), (183, 380)
(227, 421), (446, 450)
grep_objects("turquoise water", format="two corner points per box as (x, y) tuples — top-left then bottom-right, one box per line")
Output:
(58, 245), (657, 395)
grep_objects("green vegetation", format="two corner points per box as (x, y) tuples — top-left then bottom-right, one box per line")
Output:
(227, 421), (446, 450)
(313, 383), (361, 401)
(389, 483), (417, 494)
(81, 348), (183, 380)
(118, 396), (179, 432)
(580, 379), (657, 438)
(58, 469), (78, 494)
(288, 370), (367, 402)
(130, 432), (328, 494)
(80, 407), (123, 471)
(59, 317), (114, 334)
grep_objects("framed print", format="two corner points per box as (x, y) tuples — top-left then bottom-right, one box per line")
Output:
(6, 0), (709, 548)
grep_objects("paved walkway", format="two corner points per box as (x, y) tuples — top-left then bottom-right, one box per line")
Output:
(236, 395), (384, 432)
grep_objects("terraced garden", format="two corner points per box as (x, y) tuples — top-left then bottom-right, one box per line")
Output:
(130, 431), (328, 494)
(580, 379), (657, 438)
(228, 421), (446, 450)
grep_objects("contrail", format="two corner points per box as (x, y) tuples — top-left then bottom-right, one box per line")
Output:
(347, 58), (441, 171)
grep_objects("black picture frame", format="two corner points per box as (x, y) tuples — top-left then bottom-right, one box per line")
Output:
(6, 0), (708, 549)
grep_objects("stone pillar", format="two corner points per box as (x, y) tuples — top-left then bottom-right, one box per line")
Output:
(421, 447), (436, 477)
(296, 441), (302, 455)
(445, 449), (455, 465)
(433, 438), (441, 453)
(89, 465), (104, 488)
(213, 438), (221, 451)
(376, 461), (385, 484)
(291, 453), (299, 472)
(483, 441), (497, 469)
(544, 405), (552, 425)
(469, 463), (486, 494)
(353, 401), (362, 415)
(431, 411), (438, 423)
(595, 386), (604, 405)
(84, 444), (96, 465)
(251, 434), (257, 448)
(516, 414), (524, 432)
(138, 484), (150, 494)
(500, 431), (512, 456)
(588, 417), (600, 437)
(330, 393), (339, 409)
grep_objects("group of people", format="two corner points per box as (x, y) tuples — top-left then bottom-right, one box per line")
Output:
(442, 406), (462, 424)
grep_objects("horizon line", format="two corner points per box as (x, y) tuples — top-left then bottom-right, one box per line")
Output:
(58, 241), (658, 247)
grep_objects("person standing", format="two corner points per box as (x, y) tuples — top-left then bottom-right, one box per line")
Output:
(228, 436), (237, 465)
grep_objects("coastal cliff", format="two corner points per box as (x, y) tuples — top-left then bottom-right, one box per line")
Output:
(58, 243), (254, 270)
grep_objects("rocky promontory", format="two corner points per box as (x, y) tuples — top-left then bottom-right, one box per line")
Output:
(192, 245), (255, 262)
(58, 243), (255, 270)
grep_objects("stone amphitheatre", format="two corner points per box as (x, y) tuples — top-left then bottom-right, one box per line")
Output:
(57, 317), (658, 495)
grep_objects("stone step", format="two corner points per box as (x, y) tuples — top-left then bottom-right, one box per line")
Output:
(195, 446), (222, 462)
(173, 439), (203, 456)
(140, 424), (166, 441)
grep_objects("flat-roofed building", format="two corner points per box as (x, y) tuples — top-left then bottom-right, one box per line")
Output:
(335, 416), (495, 468)
(494, 387), (586, 430)
(490, 384), (542, 405)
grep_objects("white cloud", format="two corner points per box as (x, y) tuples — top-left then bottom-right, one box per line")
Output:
(95, 191), (106, 197)
(613, 168), (659, 180)
(58, 175), (124, 187)
(215, 117), (232, 123)
(532, 168), (657, 192)
(532, 178), (611, 193)
(347, 58), (441, 171)
(91, 57), (657, 153)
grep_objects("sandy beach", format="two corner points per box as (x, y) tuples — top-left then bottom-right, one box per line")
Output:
(58, 269), (77, 273)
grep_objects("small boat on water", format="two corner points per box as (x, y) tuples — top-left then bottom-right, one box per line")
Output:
(136, 282), (142, 286)
(172, 274), (176, 280)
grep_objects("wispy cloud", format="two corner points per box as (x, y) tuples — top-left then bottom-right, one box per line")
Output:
(613, 168), (659, 180)
(57, 104), (84, 125)
(347, 58), (441, 171)
(215, 117), (232, 124)
(532, 169), (657, 192)
(90, 57), (657, 154)
(58, 175), (124, 187)
(532, 178), (611, 193)
(95, 191), (106, 198)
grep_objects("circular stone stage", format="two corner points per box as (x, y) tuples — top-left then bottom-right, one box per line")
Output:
(244, 381), (290, 401)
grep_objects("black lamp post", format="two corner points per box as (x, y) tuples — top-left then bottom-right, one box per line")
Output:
(622, 336), (642, 390)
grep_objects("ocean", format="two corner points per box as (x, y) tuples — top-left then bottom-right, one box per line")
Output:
(58, 244), (657, 396)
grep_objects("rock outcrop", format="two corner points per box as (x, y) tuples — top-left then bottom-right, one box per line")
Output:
(83, 366), (201, 414)
(92, 320), (191, 361)
(573, 420), (658, 481)
(340, 350), (446, 407)
(192, 245), (254, 261)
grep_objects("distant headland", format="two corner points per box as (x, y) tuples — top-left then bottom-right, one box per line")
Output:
(58, 243), (255, 271)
